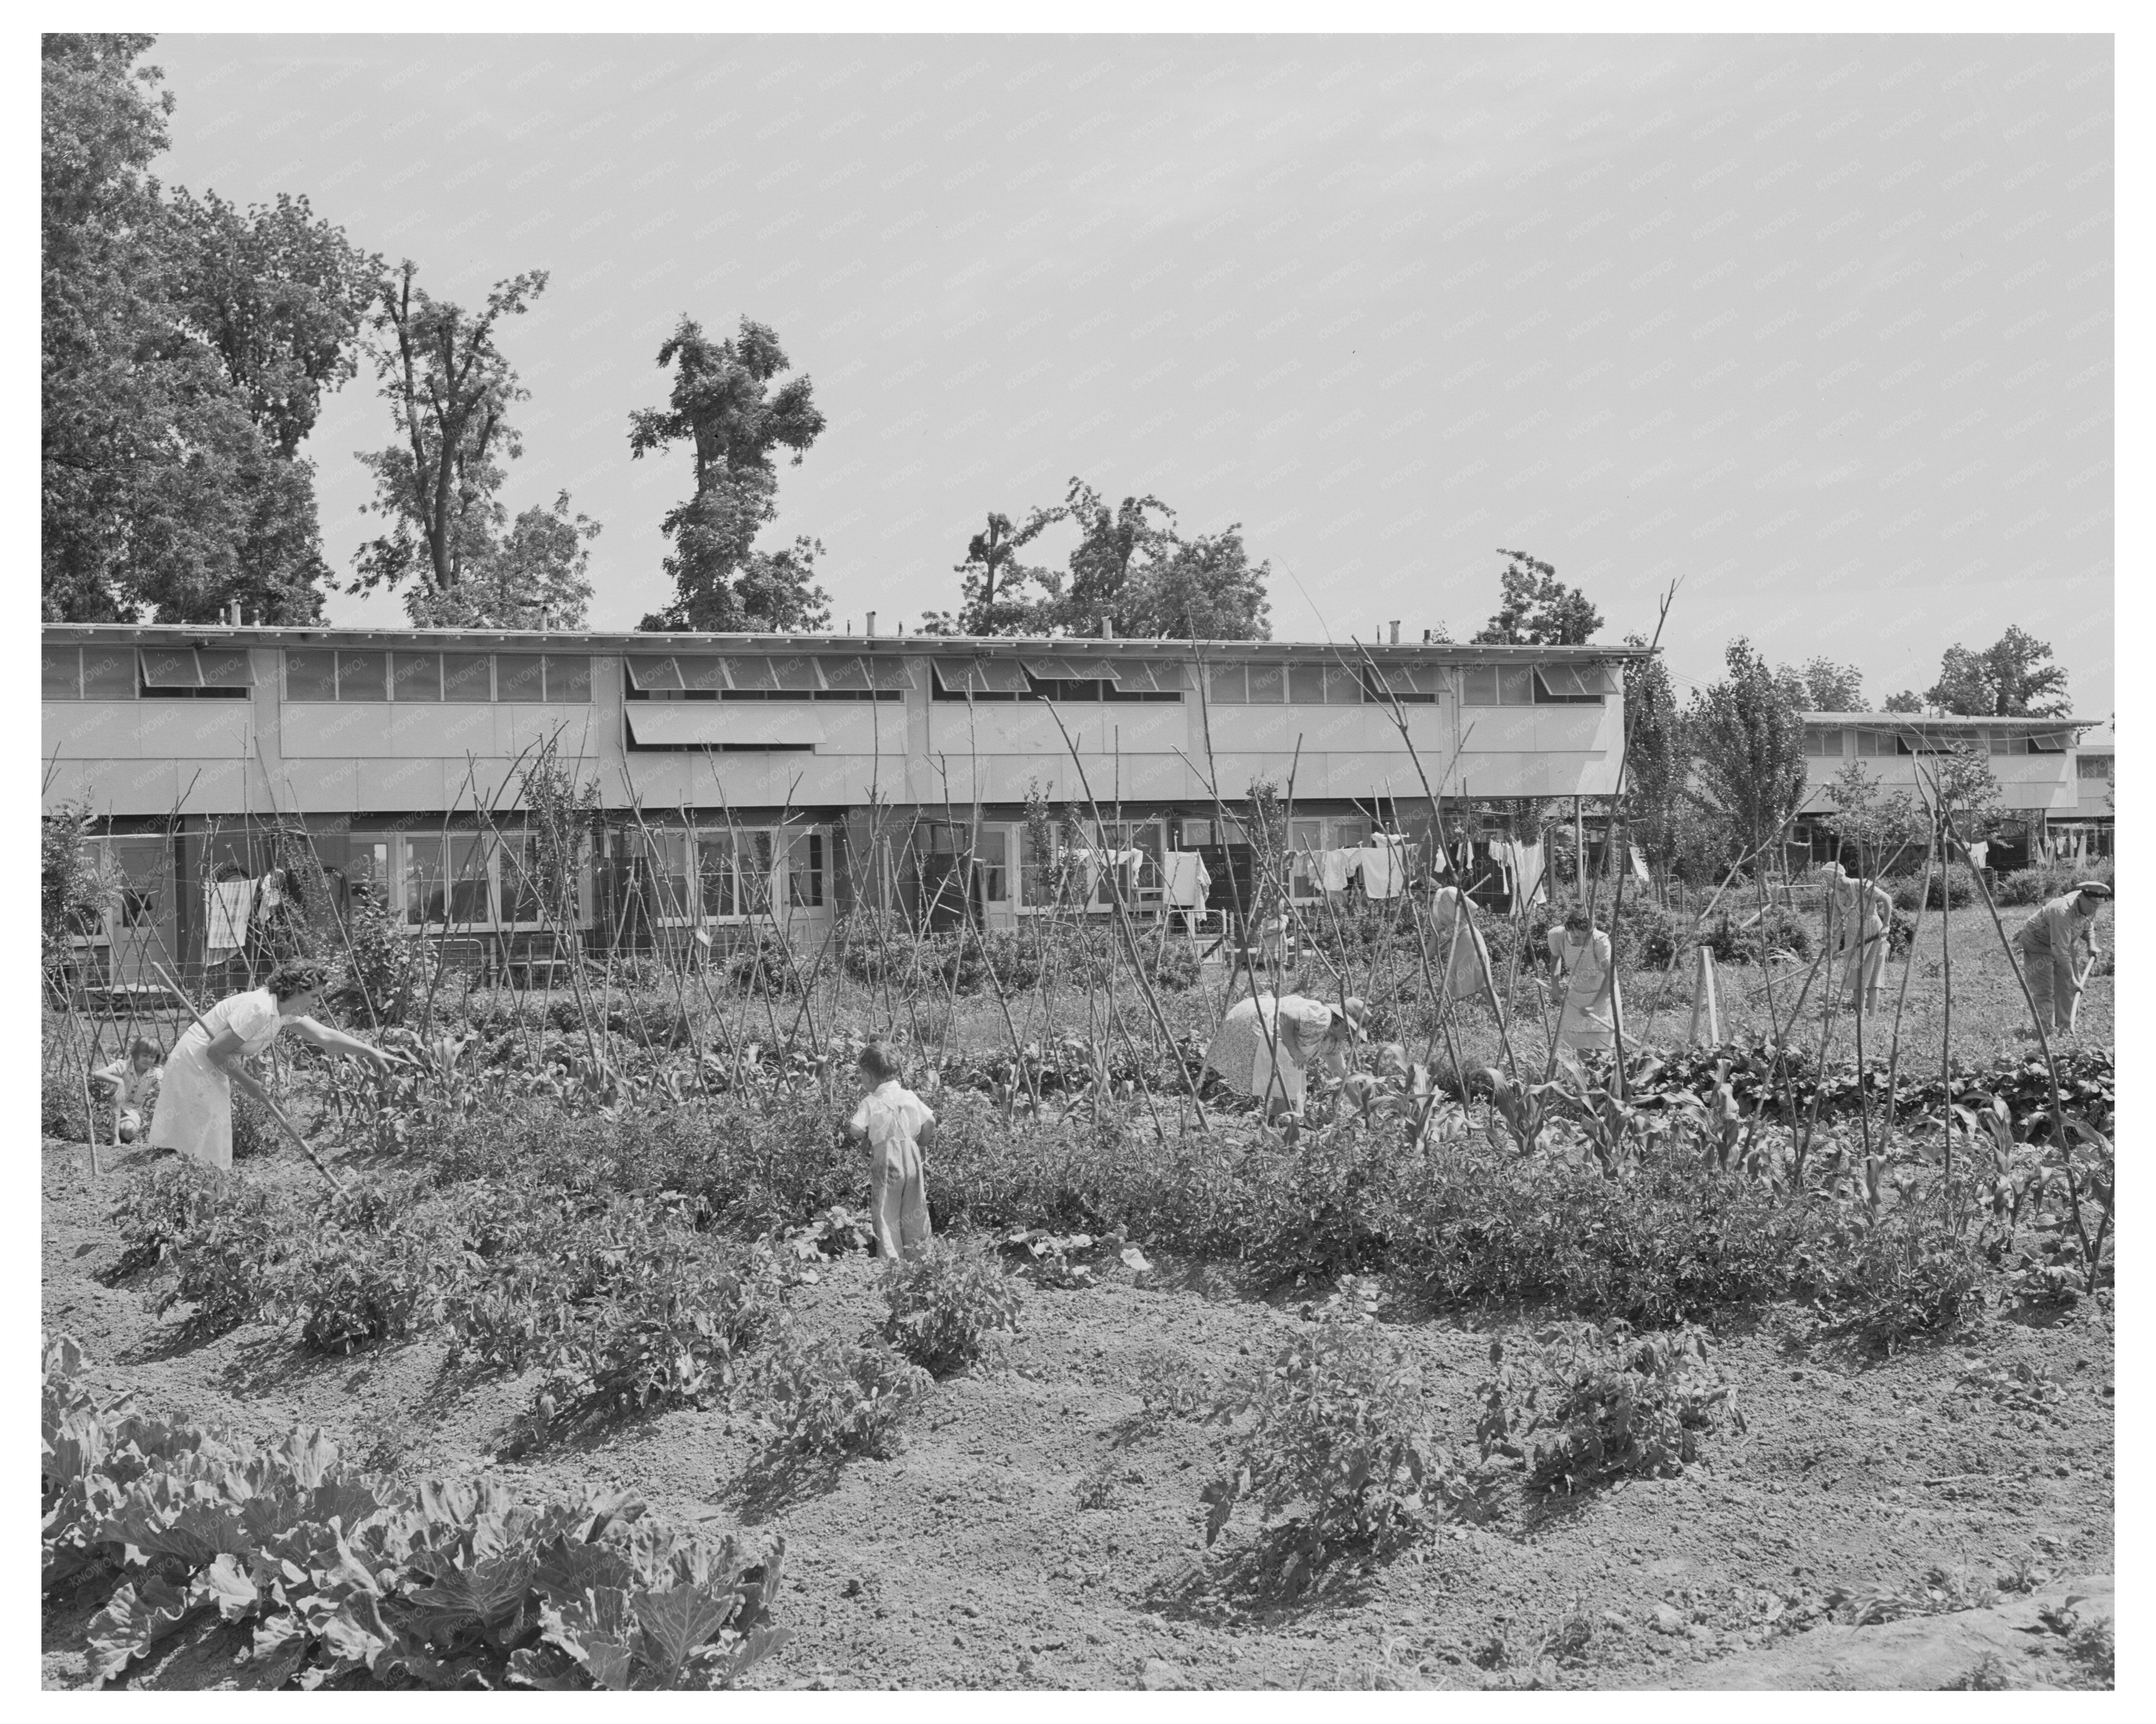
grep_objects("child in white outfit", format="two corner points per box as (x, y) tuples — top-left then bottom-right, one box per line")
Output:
(91, 1038), (164, 1143)
(842, 1043), (936, 1261)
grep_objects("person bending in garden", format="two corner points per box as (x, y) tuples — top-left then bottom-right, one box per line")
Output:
(1545, 904), (1620, 1073)
(91, 1036), (164, 1143)
(1819, 862), (1893, 1015)
(844, 1042), (936, 1261)
(1205, 993), (1366, 1121)
(2013, 879), (2111, 1038)
(147, 957), (400, 1172)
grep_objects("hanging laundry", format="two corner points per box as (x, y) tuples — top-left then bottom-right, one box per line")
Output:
(1355, 840), (1406, 900)
(1315, 848), (1355, 893)
(1161, 851), (1212, 908)
(204, 879), (254, 961)
(1629, 846), (1651, 885)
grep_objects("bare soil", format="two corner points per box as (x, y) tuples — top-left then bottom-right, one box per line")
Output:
(42, 1132), (2114, 1692)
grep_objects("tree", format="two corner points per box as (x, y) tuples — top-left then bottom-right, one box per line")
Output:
(1471, 549), (1602, 645)
(1684, 638), (1810, 870)
(920, 511), (1058, 636)
(353, 263), (547, 604)
(42, 34), (360, 625)
(1131, 526), (1272, 639)
(1883, 689), (1925, 714)
(630, 315), (827, 633)
(1925, 625), (2071, 717)
(928, 480), (1272, 639)
(731, 536), (832, 634)
(1823, 759), (1927, 873)
(1795, 655), (1865, 712)
(1619, 638), (1685, 872)
(404, 491), (600, 629)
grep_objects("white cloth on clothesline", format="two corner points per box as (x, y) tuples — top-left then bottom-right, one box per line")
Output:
(1161, 851), (1212, 908)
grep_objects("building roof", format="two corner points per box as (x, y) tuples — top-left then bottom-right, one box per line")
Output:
(42, 623), (1655, 662)
(1801, 711), (2094, 730)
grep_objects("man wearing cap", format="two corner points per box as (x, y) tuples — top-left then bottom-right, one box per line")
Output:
(1206, 992), (1368, 1121)
(2013, 880), (2111, 1037)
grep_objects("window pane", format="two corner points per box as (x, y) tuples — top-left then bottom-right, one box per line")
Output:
(1498, 667), (1535, 705)
(140, 649), (199, 688)
(500, 835), (542, 923)
(723, 657), (780, 691)
(42, 648), (79, 700)
(788, 831), (825, 908)
(1461, 667), (1500, 706)
(1246, 664), (1286, 704)
(1287, 665), (1325, 704)
(337, 651), (387, 701)
(696, 832), (736, 918)
(768, 656), (820, 693)
(285, 650), (338, 701)
(392, 652), (443, 702)
(678, 657), (728, 693)
(404, 836), (444, 924)
(626, 656), (683, 691)
(443, 652), (493, 701)
(1150, 661), (1188, 691)
(1205, 664), (1246, 705)
(82, 646), (136, 699)
(544, 655), (591, 702)
(496, 654), (545, 701)
(819, 657), (873, 692)
(197, 648), (253, 688)
(1323, 665), (1364, 704)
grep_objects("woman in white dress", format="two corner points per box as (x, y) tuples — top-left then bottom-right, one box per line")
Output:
(1422, 884), (1500, 1013)
(1205, 993), (1367, 1120)
(1818, 862), (1893, 1015)
(147, 958), (398, 1171)
(1545, 906), (1620, 1069)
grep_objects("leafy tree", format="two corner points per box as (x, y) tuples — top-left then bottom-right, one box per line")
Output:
(930, 480), (1272, 639)
(352, 263), (547, 604)
(630, 315), (827, 632)
(1470, 549), (1601, 646)
(1684, 638), (1809, 870)
(1925, 625), (2071, 717)
(1822, 760), (1927, 873)
(42, 34), (361, 625)
(1794, 656), (1865, 712)
(1134, 526), (1272, 639)
(42, 803), (116, 974)
(920, 511), (1058, 636)
(403, 491), (599, 629)
(1619, 638), (1685, 871)
(1883, 689), (1925, 714)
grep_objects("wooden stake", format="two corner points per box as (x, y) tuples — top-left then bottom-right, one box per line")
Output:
(1687, 945), (1722, 1047)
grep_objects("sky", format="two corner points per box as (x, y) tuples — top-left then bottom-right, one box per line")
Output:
(145, 32), (2115, 717)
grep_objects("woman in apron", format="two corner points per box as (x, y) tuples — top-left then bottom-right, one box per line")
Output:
(1819, 863), (1893, 1014)
(1423, 883), (1501, 1016)
(1205, 993), (1366, 1120)
(148, 957), (399, 1171)
(1545, 906), (1620, 1070)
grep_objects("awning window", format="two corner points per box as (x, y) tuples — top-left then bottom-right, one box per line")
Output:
(626, 656), (685, 691)
(813, 655), (913, 691)
(142, 645), (254, 689)
(935, 658), (1031, 695)
(1533, 664), (1610, 702)
(767, 656), (822, 693)
(670, 657), (728, 692)
(1365, 664), (1449, 699)
(1108, 662), (1161, 693)
(722, 657), (779, 691)
(625, 708), (818, 750)
(1023, 656), (1118, 681)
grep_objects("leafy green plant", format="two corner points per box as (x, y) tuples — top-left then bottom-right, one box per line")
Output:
(111, 1161), (296, 1335)
(1198, 1314), (1467, 1593)
(748, 1333), (931, 1460)
(43, 1336), (791, 1691)
(1476, 1321), (1741, 1492)
(879, 1236), (1023, 1375)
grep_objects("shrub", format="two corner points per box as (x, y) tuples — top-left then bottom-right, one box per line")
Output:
(1150, 938), (1203, 992)
(327, 892), (438, 1027)
(1476, 1321), (1741, 1492)
(837, 911), (918, 984)
(750, 1333), (931, 1459)
(1698, 906), (1812, 966)
(112, 1161), (295, 1335)
(878, 1237), (1023, 1375)
(283, 1178), (455, 1355)
(1198, 1314), (1466, 1592)
(1891, 865), (1977, 912)
(1995, 858), (2114, 907)
(726, 932), (801, 996)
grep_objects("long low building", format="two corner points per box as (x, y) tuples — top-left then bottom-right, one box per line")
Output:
(42, 624), (1647, 988)
(1791, 710), (2097, 870)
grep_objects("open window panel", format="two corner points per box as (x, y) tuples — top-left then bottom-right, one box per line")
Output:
(139, 646), (255, 698)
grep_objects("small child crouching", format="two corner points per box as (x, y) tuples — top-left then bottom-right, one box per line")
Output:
(841, 1042), (936, 1261)
(91, 1037), (164, 1143)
